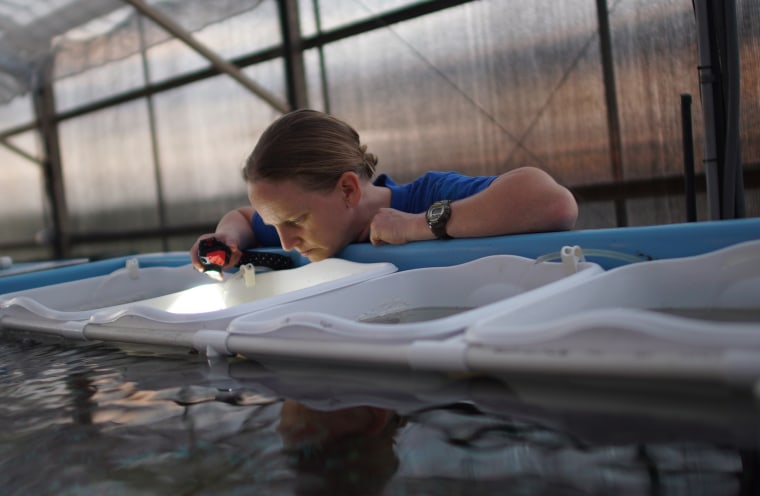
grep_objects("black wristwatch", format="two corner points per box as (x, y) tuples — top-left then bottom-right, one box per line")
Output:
(426, 200), (452, 239)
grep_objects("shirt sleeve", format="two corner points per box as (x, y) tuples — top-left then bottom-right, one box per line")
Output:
(388, 171), (497, 213)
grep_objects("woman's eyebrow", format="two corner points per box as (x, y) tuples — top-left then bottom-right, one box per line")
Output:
(266, 211), (306, 227)
(283, 213), (307, 226)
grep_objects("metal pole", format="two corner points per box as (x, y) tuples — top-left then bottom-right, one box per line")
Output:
(0, 138), (41, 165)
(31, 60), (70, 259)
(681, 94), (697, 222)
(596, 0), (627, 227)
(137, 14), (169, 252)
(278, 0), (309, 110)
(312, 0), (331, 113)
(720, 0), (744, 218)
(694, 0), (721, 220)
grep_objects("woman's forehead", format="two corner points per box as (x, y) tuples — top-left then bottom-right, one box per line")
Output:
(248, 179), (332, 223)
(249, 180), (300, 221)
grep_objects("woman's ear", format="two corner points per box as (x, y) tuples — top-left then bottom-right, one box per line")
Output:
(337, 171), (362, 207)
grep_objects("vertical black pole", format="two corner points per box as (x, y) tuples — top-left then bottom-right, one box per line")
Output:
(278, 0), (308, 110)
(694, 0), (744, 220)
(312, 0), (331, 113)
(32, 60), (70, 259)
(720, 0), (744, 219)
(596, 0), (627, 227)
(138, 14), (169, 251)
(694, 0), (723, 219)
(681, 94), (697, 222)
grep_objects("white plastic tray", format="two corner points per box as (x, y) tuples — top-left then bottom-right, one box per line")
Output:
(463, 240), (760, 383)
(0, 258), (397, 337)
(223, 251), (602, 367)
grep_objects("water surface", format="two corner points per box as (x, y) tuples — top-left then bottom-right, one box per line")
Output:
(360, 306), (474, 324)
(1, 333), (757, 495)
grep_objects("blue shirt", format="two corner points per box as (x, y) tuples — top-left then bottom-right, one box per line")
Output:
(252, 171), (497, 246)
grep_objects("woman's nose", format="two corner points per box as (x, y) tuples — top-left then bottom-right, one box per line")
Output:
(277, 227), (299, 251)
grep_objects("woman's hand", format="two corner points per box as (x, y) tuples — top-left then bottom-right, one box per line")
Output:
(368, 208), (433, 245)
(189, 207), (257, 272)
(189, 233), (243, 272)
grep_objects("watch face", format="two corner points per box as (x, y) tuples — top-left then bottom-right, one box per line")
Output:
(429, 205), (445, 218)
(427, 200), (452, 239)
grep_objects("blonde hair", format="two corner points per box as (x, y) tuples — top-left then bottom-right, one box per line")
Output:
(243, 109), (378, 192)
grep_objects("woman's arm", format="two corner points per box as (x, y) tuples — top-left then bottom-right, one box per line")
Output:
(446, 166), (578, 237)
(368, 167), (577, 244)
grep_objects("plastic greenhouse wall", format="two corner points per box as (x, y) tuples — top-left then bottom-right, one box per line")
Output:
(0, 0), (757, 262)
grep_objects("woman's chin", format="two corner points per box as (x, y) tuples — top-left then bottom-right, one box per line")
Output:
(301, 249), (324, 262)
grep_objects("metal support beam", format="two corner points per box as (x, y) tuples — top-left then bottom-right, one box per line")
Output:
(137, 14), (169, 252)
(0, 137), (41, 165)
(596, 0), (627, 227)
(122, 0), (290, 113)
(278, 0), (309, 110)
(694, 0), (722, 219)
(32, 60), (70, 259)
(693, 0), (744, 219)
(311, 0), (331, 113)
(1, 0), (476, 138)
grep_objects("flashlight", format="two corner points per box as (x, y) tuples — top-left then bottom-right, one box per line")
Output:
(198, 237), (231, 281)
(198, 237), (295, 281)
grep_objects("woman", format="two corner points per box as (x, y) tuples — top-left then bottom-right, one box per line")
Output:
(190, 109), (577, 269)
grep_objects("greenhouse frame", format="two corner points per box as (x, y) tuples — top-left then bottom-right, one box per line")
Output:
(0, 0), (757, 261)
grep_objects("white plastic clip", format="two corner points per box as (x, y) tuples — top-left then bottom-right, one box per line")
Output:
(0, 256), (11, 269)
(125, 258), (140, 279)
(60, 320), (88, 341)
(241, 263), (256, 287)
(560, 245), (585, 275)
(193, 329), (230, 357)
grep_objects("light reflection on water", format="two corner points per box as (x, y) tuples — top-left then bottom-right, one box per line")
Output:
(0, 336), (757, 495)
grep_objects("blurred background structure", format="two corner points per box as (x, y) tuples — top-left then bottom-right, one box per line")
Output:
(0, 0), (757, 262)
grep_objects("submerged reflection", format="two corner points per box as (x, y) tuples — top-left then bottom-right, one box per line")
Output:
(278, 400), (405, 496)
(65, 371), (97, 426)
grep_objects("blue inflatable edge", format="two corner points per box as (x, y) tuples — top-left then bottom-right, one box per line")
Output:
(336, 217), (760, 271)
(0, 253), (191, 294)
(1, 218), (759, 294)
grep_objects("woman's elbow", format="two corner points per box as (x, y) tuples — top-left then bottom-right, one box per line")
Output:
(521, 167), (578, 231)
(546, 187), (578, 231)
